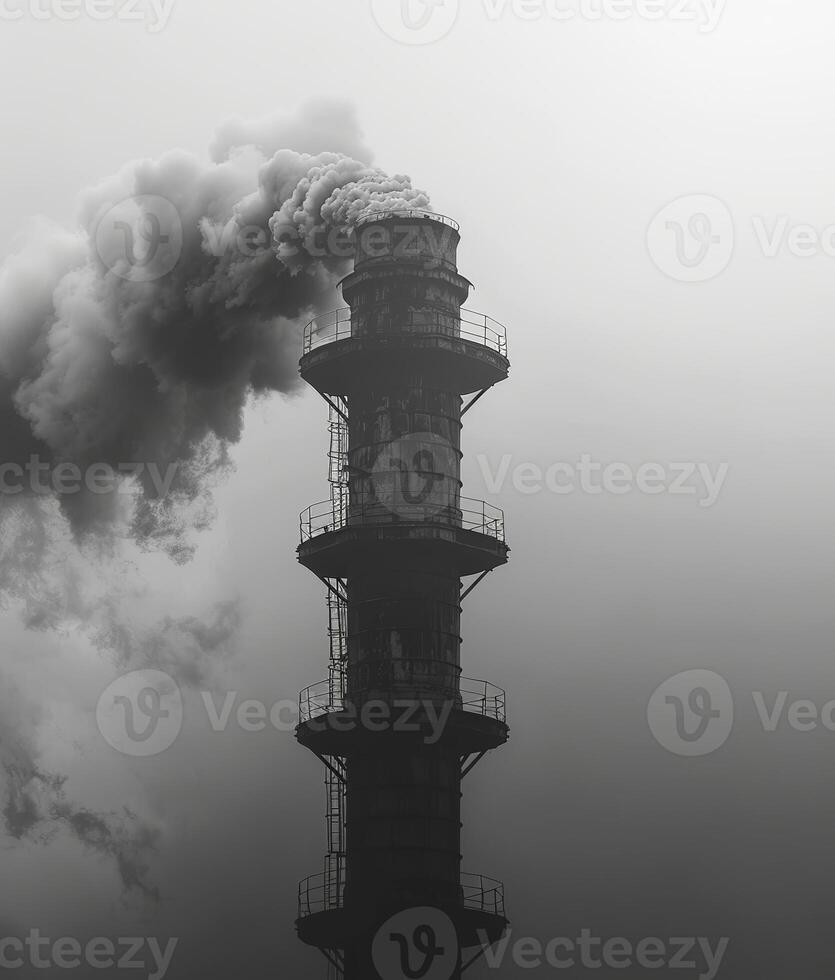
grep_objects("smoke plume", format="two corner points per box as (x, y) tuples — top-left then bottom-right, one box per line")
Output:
(0, 98), (430, 903)
(0, 670), (159, 901)
(0, 98), (430, 556)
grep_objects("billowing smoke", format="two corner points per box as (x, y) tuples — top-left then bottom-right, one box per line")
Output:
(0, 99), (430, 903)
(0, 97), (430, 555)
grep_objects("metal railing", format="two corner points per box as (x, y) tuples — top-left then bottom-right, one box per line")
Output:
(460, 678), (507, 723)
(299, 493), (505, 545)
(461, 874), (506, 918)
(302, 306), (508, 358)
(299, 862), (345, 918)
(299, 673), (506, 725)
(298, 867), (504, 919)
(355, 209), (459, 232)
(299, 675), (346, 724)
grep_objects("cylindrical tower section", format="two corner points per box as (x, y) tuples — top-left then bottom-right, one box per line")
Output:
(347, 380), (463, 539)
(295, 211), (510, 975)
(343, 212), (471, 348)
(342, 214), (469, 919)
(342, 213), (471, 709)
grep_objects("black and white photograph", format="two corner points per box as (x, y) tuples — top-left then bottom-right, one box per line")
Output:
(0, 1), (832, 977)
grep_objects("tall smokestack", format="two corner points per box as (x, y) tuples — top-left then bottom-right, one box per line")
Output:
(295, 210), (511, 978)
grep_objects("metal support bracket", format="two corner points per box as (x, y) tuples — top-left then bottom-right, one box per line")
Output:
(460, 570), (491, 603)
(318, 391), (349, 423)
(316, 574), (347, 603)
(460, 751), (487, 780)
(461, 386), (492, 418)
(316, 753), (346, 785)
(319, 947), (343, 972)
(462, 942), (492, 973)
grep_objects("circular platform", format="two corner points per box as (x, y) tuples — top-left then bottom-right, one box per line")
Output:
(297, 521), (509, 579)
(297, 902), (507, 951)
(300, 334), (509, 397)
(296, 704), (509, 759)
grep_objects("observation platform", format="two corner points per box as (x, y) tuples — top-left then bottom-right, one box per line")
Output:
(299, 307), (510, 397)
(297, 495), (509, 579)
(297, 869), (508, 950)
(295, 674), (509, 758)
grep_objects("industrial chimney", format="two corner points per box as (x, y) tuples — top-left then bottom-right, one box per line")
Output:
(295, 210), (511, 979)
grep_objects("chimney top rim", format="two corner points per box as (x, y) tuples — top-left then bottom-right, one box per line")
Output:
(355, 209), (460, 233)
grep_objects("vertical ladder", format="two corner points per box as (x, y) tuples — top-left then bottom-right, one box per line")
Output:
(324, 583), (347, 892)
(323, 397), (348, 979)
(328, 398), (349, 528)
(325, 394), (349, 718)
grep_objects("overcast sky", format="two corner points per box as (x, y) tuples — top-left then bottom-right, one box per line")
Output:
(1, 2), (834, 978)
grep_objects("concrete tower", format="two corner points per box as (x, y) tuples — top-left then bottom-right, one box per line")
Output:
(295, 211), (510, 978)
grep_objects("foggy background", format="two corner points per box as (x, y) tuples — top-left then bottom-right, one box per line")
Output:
(1, 1), (834, 977)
